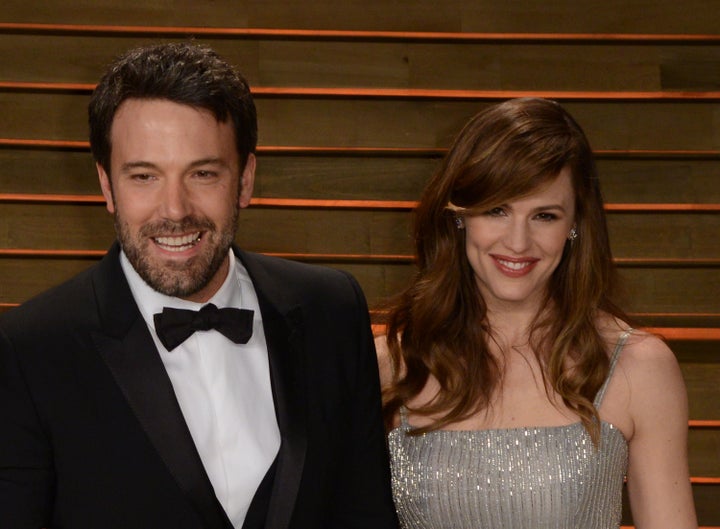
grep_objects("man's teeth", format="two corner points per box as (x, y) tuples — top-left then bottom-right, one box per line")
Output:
(498, 259), (531, 270)
(154, 232), (201, 251)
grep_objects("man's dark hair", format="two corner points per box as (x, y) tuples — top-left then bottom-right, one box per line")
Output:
(88, 42), (257, 174)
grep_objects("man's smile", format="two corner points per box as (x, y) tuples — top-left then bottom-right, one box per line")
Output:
(153, 232), (203, 252)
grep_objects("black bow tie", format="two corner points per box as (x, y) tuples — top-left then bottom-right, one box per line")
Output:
(153, 303), (254, 351)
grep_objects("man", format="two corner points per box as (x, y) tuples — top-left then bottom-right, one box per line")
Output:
(0, 43), (398, 529)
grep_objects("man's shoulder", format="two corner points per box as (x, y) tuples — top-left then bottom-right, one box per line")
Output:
(236, 249), (367, 314)
(238, 249), (355, 289)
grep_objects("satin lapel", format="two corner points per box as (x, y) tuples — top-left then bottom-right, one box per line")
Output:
(91, 243), (232, 529)
(237, 250), (308, 529)
(264, 306), (307, 529)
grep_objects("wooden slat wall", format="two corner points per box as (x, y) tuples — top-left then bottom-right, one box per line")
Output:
(1, 2), (719, 525)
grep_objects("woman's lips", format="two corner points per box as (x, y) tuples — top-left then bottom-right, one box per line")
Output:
(491, 255), (539, 277)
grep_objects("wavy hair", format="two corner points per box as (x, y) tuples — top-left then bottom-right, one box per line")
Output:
(382, 98), (628, 444)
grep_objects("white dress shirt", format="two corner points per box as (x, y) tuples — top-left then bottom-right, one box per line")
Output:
(121, 250), (280, 528)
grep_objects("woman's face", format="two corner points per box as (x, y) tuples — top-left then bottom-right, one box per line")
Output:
(463, 167), (576, 313)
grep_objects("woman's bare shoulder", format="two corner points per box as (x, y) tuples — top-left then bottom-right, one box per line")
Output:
(619, 331), (679, 382)
(609, 329), (686, 430)
(596, 314), (676, 369)
(596, 314), (669, 356)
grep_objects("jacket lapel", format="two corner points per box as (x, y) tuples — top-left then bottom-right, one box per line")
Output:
(237, 249), (308, 529)
(90, 243), (232, 529)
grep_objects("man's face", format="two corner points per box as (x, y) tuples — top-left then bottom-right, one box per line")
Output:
(97, 98), (255, 302)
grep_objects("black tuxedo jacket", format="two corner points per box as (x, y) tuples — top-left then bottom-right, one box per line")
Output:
(0, 243), (398, 529)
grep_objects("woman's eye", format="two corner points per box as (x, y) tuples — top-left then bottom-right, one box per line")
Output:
(535, 212), (558, 221)
(484, 207), (506, 217)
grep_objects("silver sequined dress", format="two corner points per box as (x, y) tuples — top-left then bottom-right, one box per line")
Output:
(388, 331), (631, 529)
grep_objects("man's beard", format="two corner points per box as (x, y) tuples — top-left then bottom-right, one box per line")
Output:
(115, 209), (238, 299)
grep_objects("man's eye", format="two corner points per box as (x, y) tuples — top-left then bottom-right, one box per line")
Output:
(131, 173), (154, 181)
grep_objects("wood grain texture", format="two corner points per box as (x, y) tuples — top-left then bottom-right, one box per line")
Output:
(1, 31), (720, 90)
(2, 92), (719, 150)
(3, 1), (720, 33)
(4, 149), (720, 205)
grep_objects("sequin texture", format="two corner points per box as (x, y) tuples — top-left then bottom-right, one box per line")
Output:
(388, 332), (631, 529)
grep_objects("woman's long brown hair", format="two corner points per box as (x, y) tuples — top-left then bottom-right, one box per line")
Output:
(382, 98), (629, 444)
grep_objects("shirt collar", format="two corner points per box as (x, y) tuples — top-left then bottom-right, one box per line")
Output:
(120, 249), (243, 332)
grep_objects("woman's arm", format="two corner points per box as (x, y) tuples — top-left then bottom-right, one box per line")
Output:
(623, 333), (698, 528)
(374, 334), (394, 390)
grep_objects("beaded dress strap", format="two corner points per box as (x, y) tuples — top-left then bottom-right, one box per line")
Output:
(398, 406), (410, 427)
(593, 328), (633, 408)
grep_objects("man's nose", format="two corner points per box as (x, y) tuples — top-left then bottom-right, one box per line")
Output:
(159, 179), (193, 220)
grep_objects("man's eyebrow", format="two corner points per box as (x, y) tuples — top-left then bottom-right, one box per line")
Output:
(119, 161), (159, 172)
(119, 158), (230, 173)
(188, 157), (230, 169)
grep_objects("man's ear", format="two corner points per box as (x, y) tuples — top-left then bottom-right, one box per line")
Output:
(97, 163), (116, 214)
(238, 153), (256, 209)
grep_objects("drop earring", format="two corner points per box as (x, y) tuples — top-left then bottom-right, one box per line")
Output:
(454, 216), (465, 230)
(568, 226), (578, 241)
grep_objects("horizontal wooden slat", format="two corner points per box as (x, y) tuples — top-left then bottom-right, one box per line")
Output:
(0, 81), (93, 93)
(3, 1), (720, 34)
(2, 96), (718, 150)
(369, 323), (720, 342)
(2, 23), (720, 44)
(0, 249), (107, 259)
(692, 475), (720, 527)
(0, 193), (420, 209)
(606, 204), (720, 212)
(648, 328), (720, 341)
(1, 255), (718, 312)
(595, 150), (720, 160)
(3, 247), (720, 269)
(4, 152), (720, 204)
(615, 259), (720, 268)
(3, 148), (720, 203)
(0, 249), (408, 262)
(3, 193), (720, 213)
(4, 35), (719, 92)
(690, 421), (720, 428)
(3, 203), (719, 258)
(4, 81), (720, 101)
(0, 193), (105, 204)
(373, 311), (720, 330)
(619, 268), (720, 314)
(1, 158), (718, 210)
(0, 138), (89, 150)
(3, 139), (720, 160)
(255, 88), (720, 101)
(683, 361), (720, 420)
(634, 314), (720, 328)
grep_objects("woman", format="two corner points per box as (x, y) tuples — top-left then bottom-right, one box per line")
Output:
(377, 98), (697, 528)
